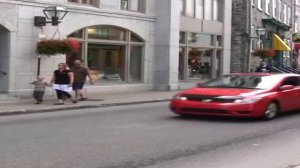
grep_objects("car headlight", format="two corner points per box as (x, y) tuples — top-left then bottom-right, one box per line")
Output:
(173, 95), (188, 101)
(234, 98), (262, 104)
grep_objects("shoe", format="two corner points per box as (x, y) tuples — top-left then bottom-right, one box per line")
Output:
(79, 97), (88, 101)
(72, 100), (78, 104)
(53, 103), (64, 105)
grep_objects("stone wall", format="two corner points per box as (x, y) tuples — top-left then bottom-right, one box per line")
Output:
(231, 0), (251, 73)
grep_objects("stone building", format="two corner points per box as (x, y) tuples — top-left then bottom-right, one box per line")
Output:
(0, 0), (232, 98)
(231, 0), (293, 73)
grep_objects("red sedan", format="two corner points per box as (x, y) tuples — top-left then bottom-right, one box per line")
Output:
(170, 73), (300, 120)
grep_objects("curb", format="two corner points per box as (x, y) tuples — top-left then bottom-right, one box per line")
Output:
(0, 99), (171, 116)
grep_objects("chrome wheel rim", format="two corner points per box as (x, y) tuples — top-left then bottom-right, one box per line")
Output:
(264, 103), (277, 119)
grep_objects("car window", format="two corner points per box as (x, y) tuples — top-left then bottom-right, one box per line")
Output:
(202, 75), (279, 90)
(281, 77), (300, 87)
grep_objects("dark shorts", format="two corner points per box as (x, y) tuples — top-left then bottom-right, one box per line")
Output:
(73, 82), (85, 91)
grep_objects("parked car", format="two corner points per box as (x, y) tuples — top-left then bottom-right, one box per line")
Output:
(170, 73), (300, 120)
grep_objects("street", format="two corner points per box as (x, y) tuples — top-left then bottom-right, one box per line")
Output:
(1, 102), (300, 168)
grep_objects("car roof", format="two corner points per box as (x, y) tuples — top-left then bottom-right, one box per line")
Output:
(230, 73), (300, 77)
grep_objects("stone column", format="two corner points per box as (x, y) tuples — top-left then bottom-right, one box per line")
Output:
(223, 0), (233, 74)
(153, 0), (180, 90)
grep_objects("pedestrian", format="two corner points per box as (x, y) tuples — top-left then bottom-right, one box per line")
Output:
(71, 59), (94, 101)
(256, 61), (271, 72)
(30, 76), (49, 104)
(50, 63), (77, 105)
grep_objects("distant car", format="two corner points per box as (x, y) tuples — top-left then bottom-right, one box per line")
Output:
(170, 73), (300, 120)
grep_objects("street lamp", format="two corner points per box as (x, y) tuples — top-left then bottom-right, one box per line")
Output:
(256, 28), (267, 49)
(34, 6), (68, 27)
(34, 6), (68, 76)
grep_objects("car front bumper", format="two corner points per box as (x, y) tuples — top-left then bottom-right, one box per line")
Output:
(170, 99), (266, 117)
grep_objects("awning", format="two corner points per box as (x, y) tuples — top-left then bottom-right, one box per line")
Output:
(273, 34), (291, 51)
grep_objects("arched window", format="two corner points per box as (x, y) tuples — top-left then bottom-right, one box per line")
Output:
(67, 25), (144, 83)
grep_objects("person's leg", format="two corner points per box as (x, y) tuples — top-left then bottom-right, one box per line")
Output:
(54, 90), (64, 105)
(73, 82), (85, 100)
(33, 91), (39, 104)
(77, 82), (86, 100)
(38, 91), (45, 103)
(62, 91), (77, 104)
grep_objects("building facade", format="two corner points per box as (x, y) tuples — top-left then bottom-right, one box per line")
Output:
(0, 0), (232, 98)
(231, 0), (293, 73)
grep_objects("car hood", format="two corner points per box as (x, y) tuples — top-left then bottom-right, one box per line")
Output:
(181, 88), (266, 97)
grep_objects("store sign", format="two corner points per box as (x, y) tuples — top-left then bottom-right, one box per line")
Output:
(292, 33), (300, 42)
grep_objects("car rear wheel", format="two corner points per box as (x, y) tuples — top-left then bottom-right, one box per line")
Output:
(263, 102), (279, 120)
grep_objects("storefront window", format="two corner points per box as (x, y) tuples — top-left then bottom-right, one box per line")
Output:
(130, 46), (143, 81)
(88, 44), (126, 83)
(68, 29), (84, 39)
(180, 32), (186, 44)
(216, 35), (222, 46)
(67, 26), (145, 84)
(188, 33), (213, 46)
(179, 48), (185, 80)
(87, 26), (126, 41)
(188, 48), (212, 80)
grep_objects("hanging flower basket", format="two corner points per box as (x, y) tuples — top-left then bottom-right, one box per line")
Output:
(36, 38), (80, 56)
(252, 49), (277, 58)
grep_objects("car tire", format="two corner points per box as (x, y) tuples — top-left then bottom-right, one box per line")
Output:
(263, 102), (279, 120)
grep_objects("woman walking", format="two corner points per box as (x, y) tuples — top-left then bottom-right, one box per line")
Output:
(50, 63), (77, 105)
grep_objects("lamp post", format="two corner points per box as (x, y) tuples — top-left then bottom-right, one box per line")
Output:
(34, 6), (68, 77)
(256, 28), (267, 49)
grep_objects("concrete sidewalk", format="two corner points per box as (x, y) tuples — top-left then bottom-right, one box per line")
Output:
(0, 91), (178, 116)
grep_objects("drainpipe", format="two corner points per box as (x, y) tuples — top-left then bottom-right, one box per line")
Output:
(247, 0), (253, 72)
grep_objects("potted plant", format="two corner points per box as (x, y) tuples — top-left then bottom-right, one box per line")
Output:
(36, 38), (80, 56)
(252, 48), (276, 59)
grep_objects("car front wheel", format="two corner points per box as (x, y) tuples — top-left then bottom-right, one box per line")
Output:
(263, 102), (279, 120)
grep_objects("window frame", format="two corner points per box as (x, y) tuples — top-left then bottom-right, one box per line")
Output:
(67, 0), (99, 7)
(120, 0), (146, 13)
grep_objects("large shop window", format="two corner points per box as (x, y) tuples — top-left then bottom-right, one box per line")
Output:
(67, 26), (144, 83)
(121, 0), (146, 13)
(179, 31), (223, 81)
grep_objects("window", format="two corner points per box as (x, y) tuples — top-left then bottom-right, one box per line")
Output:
(283, 4), (287, 24)
(68, 0), (98, 6)
(272, 0), (276, 18)
(265, 0), (270, 14)
(277, 0), (281, 21)
(257, 0), (262, 10)
(287, 6), (291, 25)
(188, 33), (214, 46)
(213, 0), (218, 21)
(186, 0), (195, 17)
(181, 0), (222, 21)
(195, 0), (204, 19)
(204, 0), (213, 20)
(179, 31), (223, 81)
(67, 26), (144, 83)
(121, 0), (145, 13)
(180, 0), (185, 16)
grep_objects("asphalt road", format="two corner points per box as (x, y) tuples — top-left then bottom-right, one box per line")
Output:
(1, 102), (300, 168)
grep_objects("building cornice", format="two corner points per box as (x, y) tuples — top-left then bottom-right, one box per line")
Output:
(0, 0), (156, 22)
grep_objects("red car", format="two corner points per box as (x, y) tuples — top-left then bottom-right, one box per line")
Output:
(170, 73), (300, 120)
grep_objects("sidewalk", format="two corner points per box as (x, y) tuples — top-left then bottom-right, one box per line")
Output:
(0, 91), (178, 116)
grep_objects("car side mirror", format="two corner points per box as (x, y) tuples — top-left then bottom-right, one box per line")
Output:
(279, 85), (294, 91)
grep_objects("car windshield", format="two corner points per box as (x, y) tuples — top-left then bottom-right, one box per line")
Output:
(201, 75), (280, 90)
